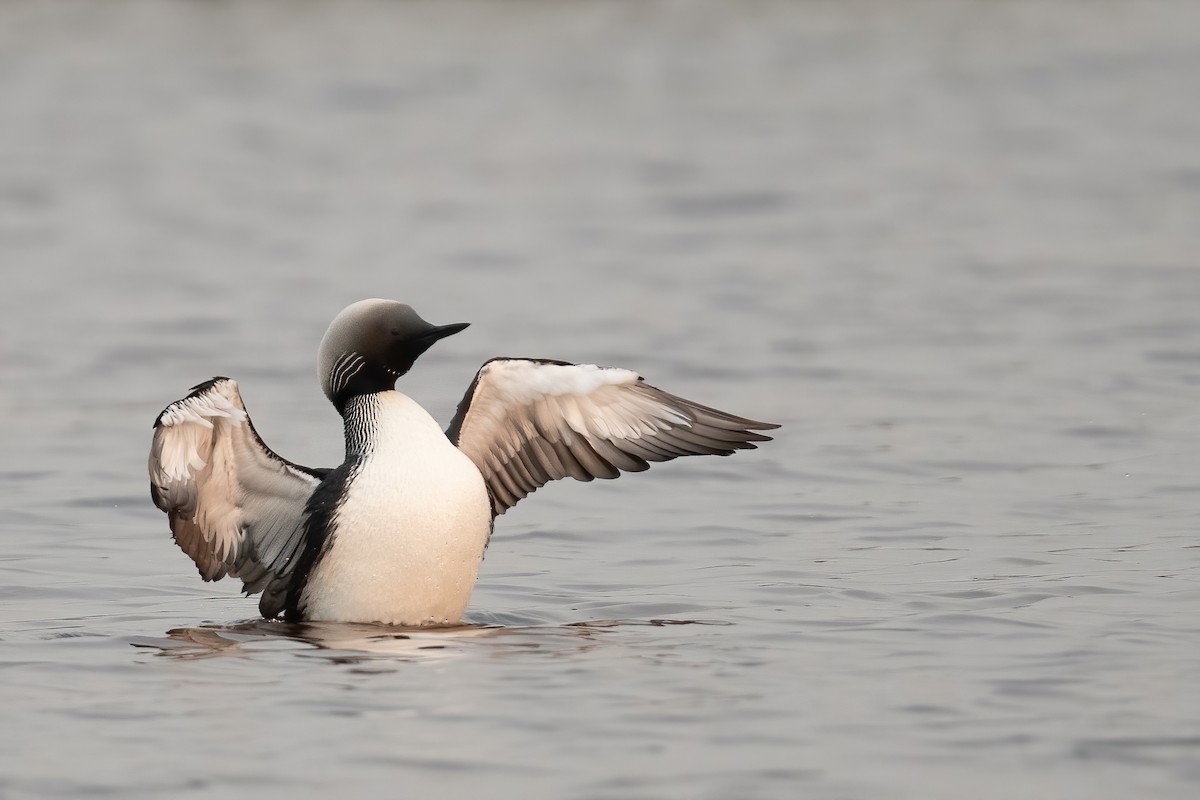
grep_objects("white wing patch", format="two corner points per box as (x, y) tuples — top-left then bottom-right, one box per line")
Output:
(449, 358), (778, 516)
(487, 359), (641, 402)
(148, 378), (323, 615)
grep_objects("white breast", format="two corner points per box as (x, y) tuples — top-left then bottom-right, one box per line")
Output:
(301, 392), (492, 626)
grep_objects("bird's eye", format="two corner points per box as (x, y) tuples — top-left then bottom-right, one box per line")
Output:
(390, 328), (401, 336)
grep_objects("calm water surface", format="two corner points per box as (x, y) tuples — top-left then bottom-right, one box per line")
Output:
(1, 1), (1198, 798)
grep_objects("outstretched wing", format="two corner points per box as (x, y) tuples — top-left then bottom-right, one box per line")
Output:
(148, 377), (330, 617)
(446, 358), (779, 516)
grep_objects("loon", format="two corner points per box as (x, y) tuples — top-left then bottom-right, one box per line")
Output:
(148, 299), (779, 626)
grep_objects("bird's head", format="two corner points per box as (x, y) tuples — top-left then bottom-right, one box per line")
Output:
(317, 299), (469, 411)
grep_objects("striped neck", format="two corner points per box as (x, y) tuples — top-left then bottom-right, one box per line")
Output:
(341, 393), (381, 458)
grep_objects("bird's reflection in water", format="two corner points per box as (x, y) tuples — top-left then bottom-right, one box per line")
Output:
(141, 620), (501, 663)
(130, 617), (719, 663)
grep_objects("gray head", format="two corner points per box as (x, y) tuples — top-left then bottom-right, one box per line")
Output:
(318, 299), (469, 412)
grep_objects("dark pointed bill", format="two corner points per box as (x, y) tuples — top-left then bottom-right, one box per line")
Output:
(420, 322), (470, 342)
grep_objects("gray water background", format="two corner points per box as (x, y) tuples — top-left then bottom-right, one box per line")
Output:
(1, 1), (1198, 797)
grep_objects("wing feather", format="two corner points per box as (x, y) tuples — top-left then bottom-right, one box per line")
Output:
(148, 377), (326, 613)
(447, 358), (779, 516)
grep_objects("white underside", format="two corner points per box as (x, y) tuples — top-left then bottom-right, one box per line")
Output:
(301, 392), (492, 626)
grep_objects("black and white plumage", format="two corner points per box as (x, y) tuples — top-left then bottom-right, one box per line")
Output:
(148, 299), (778, 626)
